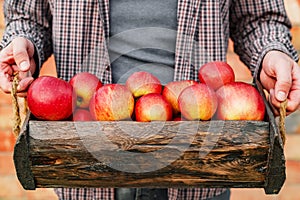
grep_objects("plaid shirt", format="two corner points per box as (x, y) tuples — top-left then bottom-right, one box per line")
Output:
(1, 0), (298, 200)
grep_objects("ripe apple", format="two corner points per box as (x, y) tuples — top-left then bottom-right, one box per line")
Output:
(162, 80), (198, 115)
(125, 71), (162, 98)
(215, 82), (265, 120)
(198, 61), (235, 90)
(178, 83), (218, 120)
(27, 76), (76, 121)
(89, 84), (134, 121)
(173, 116), (187, 121)
(72, 109), (94, 121)
(135, 93), (172, 122)
(69, 72), (102, 108)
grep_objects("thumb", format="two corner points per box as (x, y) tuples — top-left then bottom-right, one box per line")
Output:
(274, 68), (292, 102)
(12, 37), (33, 72)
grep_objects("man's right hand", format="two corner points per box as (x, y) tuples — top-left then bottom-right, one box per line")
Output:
(0, 37), (36, 96)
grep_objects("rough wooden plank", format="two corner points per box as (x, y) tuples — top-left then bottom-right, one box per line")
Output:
(13, 114), (36, 190)
(254, 78), (286, 194)
(26, 120), (270, 189)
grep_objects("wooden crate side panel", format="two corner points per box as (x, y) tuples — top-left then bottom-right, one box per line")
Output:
(13, 117), (36, 190)
(254, 78), (286, 194)
(27, 120), (269, 189)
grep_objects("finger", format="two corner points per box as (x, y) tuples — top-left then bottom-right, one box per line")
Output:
(11, 63), (33, 79)
(0, 82), (12, 93)
(270, 89), (298, 116)
(0, 43), (15, 64)
(268, 89), (279, 116)
(12, 38), (32, 72)
(284, 63), (300, 112)
(259, 69), (276, 91)
(274, 64), (292, 102)
(17, 77), (34, 92)
(0, 64), (13, 77)
(286, 92), (300, 113)
(18, 70), (32, 80)
(16, 91), (28, 98)
(0, 54), (16, 65)
(29, 57), (36, 75)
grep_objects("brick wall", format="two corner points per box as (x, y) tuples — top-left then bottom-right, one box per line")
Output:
(0, 0), (300, 152)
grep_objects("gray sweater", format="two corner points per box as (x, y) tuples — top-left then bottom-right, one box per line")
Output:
(109, 0), (177, 84)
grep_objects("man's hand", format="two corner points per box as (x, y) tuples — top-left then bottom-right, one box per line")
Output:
(0, 37), (36, 96)
(260, 50), (300, 116)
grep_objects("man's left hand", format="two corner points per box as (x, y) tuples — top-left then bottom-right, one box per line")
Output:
(260, 50), (300, 116)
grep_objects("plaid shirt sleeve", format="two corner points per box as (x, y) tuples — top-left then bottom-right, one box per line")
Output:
(229, 0), (299, 78)
(0, 0), (53, 68)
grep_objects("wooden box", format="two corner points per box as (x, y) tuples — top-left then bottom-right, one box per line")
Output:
(13, 79), (285, 194)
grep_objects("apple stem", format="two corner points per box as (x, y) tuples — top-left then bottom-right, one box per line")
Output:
(77, 97), (83, 103)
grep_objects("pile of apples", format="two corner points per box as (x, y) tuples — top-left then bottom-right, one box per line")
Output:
(27, 61), (265, 122)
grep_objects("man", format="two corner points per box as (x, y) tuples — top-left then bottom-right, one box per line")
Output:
(0, 0), (300, 199)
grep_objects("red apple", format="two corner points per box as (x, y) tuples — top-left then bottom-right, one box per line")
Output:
(89, 84), (134, 121)
(135, 93), (172, 122)
(178, 83), (218, 120)
(173, 116), (187, 121)
(69, 72), (102, 108)
(162, 80), (198, 115)
(198, 61), (235, 90)
(27, 76), (76, 121)
(72, 109), (94, 121)
(125, 71), (162, 98)
(215, 82), (265, 120)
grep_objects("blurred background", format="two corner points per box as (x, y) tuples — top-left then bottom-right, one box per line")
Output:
(0, 0), (300, 199)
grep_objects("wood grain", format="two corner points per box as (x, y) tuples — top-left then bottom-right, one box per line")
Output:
(20, 120), (270, 189)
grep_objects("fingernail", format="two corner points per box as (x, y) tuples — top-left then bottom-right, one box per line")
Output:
(19, 61), (29, 71)
(277, 91), (287, 101)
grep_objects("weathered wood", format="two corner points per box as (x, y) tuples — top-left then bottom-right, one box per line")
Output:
(255, 78), (286, 194)
(13, 113), (36, 190)
(23, 120), (270, 189)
